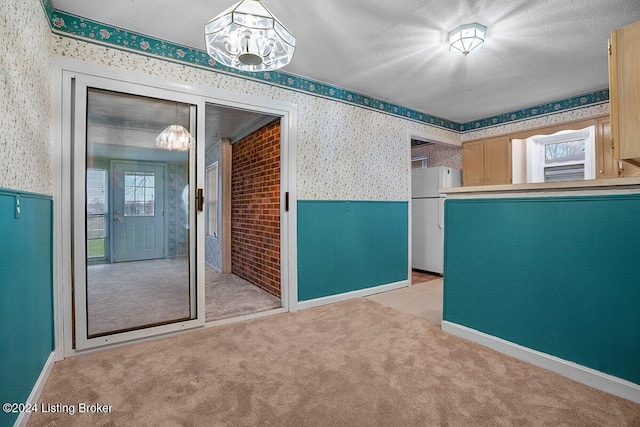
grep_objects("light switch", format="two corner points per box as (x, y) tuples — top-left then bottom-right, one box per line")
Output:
(15, 194), (21, 219)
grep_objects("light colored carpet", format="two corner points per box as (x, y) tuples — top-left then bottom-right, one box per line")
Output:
(87, 258), (191, 336)
(367, 279), (443, 324)
(87, 259), (281, 335)
(205, 264), (281, 322)
(30, 297), (640, 426)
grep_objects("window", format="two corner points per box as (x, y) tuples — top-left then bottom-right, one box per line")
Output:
(86, 169), (107, 259)
(207, 164), (219, 237)
(526, 127), (595, 183)
(124, 172), (155, 216)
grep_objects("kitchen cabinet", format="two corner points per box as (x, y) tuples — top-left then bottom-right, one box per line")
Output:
(462, 136), (511, 186)
(620, 160), (640, 177)
(609, 19), (640, 167)
(595, 117), (618, 179)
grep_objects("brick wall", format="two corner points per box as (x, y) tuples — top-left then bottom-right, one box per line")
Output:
(231, 119), (281, 297)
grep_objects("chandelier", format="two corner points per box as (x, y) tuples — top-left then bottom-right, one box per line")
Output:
(448, 23), (487, 56)
(204, 0), (296, 72)
(155, 125), (194, 151)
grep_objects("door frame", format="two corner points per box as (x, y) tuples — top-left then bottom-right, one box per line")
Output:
(52, 57), (298, 358)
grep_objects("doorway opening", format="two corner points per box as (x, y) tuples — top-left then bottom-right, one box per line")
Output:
(203, 103), (282, 322)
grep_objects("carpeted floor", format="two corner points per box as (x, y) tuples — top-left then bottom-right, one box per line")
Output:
(29, 292), (640, 426)
(205, 264), (281, 322)
(87, 258), (281, 335)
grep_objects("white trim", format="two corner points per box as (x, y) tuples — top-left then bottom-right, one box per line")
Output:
(51, 63), (65, 362)
(297, 280), (410, 311)
(442, 321), (640, 404)
(13, 352), (56, 427)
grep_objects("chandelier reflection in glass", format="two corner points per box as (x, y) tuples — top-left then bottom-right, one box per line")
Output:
(155, 125), (194, 151)
(448, 23), (487, 56)
(204, 0), (296, 72)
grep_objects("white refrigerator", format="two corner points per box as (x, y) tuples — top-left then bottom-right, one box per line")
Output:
(411, 166), (462, 274)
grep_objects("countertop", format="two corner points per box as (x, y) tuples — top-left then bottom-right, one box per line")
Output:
(441, 177), (640, 197)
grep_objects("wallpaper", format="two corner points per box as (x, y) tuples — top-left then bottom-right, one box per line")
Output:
(0, 0), (53, 194)
(411, 144), (462, 170)
(166, 162), (188, 257)
(53, 36), (460, 202)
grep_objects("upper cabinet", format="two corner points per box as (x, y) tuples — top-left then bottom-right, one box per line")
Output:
(609, 19), (640, 167)
(462, 136), (511, 186)
(595, 117), (618, 179)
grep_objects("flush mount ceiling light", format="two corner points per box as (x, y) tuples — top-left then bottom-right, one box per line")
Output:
(204, 0), (296, 72)
(448, 23), (487, 56)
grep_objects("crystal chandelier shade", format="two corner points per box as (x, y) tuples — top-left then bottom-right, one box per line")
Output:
(205, 0), (296, 72)
(448, 23), (487, 56)
(155, 125), (194, 151)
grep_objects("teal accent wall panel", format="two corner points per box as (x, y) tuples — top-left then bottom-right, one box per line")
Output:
(0, 190), (54, 427)
(297, 201), (408, 301)
(443, 195), (640, 385)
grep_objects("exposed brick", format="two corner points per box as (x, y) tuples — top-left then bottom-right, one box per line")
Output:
(231, 120), (281, 298)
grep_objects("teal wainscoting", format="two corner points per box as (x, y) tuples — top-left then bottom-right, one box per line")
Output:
(0, 189), (54, 427)
(444, 194), (640, 385)
(297, 200), (408, 301)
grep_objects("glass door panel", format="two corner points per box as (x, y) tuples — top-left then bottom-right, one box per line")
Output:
(72, 75), (204, 350)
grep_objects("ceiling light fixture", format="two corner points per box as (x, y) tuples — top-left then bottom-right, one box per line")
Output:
(448, 23), (487, 56)
(155, 103), (194, 151)
(204, 0), (296, 72)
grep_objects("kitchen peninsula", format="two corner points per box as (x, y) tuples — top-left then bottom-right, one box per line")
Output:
(441, 177), (640, 402)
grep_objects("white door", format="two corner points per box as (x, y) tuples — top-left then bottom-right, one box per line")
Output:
(111, 161), (165, 262)
(71, 73), (205, 350)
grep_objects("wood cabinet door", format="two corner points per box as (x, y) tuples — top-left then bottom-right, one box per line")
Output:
(610, 20), (640, 165)
(462, 140), (484, 186)
(483, 136), (511, 185)
(595, 117), (618, 179)
(621, 161), (640, 177)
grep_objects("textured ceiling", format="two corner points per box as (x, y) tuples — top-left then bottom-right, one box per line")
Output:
(52, 0), (640, 123)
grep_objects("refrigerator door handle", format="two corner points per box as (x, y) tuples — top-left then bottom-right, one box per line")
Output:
(438, 197), (445, 230)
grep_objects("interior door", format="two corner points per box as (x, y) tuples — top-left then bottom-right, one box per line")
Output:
(111, 161), (165, 262)
(71, 73), (205, 350)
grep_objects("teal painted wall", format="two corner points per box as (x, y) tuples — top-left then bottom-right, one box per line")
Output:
(0, 189), (54, 427)
(444, 194), (640, 385)
(297, 201), (408, 301)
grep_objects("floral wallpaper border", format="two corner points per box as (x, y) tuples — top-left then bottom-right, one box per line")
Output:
(459, 90), (610, 132)
(42, 1), (609, 133)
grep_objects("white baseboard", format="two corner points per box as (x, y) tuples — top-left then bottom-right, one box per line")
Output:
(14, 351), (56, 427)
(297, 280), (410, 311)
(442, 321), (640, 404)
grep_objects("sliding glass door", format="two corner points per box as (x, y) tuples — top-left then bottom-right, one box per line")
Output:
(72, 74), (205, 350)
